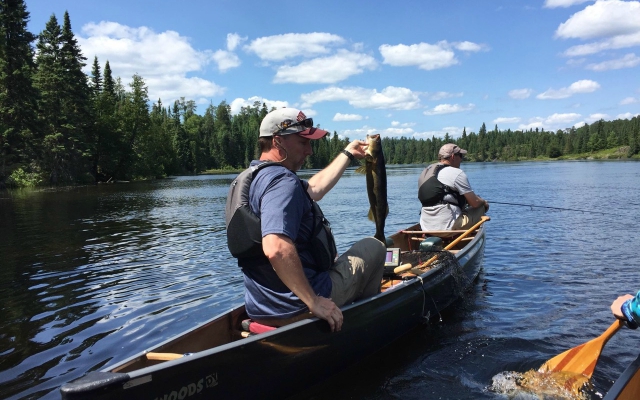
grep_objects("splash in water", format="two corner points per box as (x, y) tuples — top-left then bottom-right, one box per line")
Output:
(489, 369), (592, 400)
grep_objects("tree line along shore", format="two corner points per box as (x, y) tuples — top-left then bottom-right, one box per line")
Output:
(2, 2), (639, 188)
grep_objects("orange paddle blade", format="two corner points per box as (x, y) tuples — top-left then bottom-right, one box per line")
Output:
(538, 320), (624, 378)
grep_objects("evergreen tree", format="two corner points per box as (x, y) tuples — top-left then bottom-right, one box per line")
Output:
(0, 0), (39, 180)
(34, 14), (65, 182)
(92, 60), (120, 180)
(213, 101), (233, 168)
(59, 11), (92, 180)
(113, 74), (150, 179)
(172, 100), (190, 173)
(89, 56), (102, 96)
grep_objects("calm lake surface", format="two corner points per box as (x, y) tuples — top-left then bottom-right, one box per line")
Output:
(1, 160), (639, 399)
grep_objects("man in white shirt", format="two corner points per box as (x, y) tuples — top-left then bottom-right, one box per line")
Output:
(417, 143), (489, 231)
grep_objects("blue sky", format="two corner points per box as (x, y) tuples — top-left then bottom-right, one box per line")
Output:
(25, 0), (640, 141)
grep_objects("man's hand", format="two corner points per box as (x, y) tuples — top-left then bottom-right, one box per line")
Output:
(345, 139), (368, 160)
(264, 234), (344, 332)
(309, 295), (343, 332)
(611, 294), (634, 319)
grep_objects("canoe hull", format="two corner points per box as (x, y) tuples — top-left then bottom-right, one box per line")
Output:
(61, 226), (486, 400)
(604, 353), (640, 400)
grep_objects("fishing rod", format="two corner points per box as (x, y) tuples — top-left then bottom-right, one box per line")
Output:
(486, 201), (618, 216)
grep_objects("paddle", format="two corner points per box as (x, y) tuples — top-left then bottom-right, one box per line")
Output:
(538, 319), (624, 378)
(394, 215), (490, 274)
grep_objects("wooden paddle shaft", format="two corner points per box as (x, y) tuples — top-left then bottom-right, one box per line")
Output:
(394, 216), (490, 274)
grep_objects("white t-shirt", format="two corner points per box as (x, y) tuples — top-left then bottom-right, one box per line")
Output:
(419, 165), (474, 230)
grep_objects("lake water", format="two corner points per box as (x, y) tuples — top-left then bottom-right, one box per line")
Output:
(1, 160), (639, 399)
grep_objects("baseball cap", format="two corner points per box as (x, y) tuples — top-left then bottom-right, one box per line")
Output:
(438, 143), (468, 159)
(259, 108), (328, 140)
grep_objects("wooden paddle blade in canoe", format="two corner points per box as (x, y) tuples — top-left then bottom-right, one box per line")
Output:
(538, 319), (624, 378)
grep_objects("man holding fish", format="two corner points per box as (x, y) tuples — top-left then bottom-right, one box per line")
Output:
(418, 143), (489, 231)
(226, 108), (385, 332)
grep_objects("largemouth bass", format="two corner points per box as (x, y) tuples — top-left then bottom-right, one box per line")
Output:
(356, 134), (388, 244)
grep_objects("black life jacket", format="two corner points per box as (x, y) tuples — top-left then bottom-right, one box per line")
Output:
(225, 162), (337, 272)
(417, 164), (467, 209)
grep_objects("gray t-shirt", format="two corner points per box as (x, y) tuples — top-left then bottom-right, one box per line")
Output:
(419, 164), (474, 230)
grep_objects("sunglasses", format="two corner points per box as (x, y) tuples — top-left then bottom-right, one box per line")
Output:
(275, 118), (314, 135)
(455, 153), (465, 159)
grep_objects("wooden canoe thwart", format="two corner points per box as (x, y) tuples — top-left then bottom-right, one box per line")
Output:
(60, 219), (489, 400)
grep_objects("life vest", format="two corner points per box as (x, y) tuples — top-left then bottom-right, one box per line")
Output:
(225, 162), (337, 272)
(418, 164), (467, 209)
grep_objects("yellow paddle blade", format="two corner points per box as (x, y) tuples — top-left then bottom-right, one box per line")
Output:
(538, 320), (624, 378)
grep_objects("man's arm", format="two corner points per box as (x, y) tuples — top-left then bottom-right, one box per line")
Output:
(307, 140), (367, 201)
(463, 191), (489, 210)
(262, 233), (343, 331)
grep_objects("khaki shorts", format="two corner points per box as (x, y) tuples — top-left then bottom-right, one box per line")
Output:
(329, 237), (386, 307)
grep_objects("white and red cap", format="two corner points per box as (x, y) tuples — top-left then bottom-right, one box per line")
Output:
(259, 108), (328, 140)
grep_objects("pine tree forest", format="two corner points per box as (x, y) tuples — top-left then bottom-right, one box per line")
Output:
(1, 2), (639, 187)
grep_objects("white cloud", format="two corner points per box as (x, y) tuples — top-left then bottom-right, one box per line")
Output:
(617, 112), (640, 119)
(548, 112), (583, 124)
(494, 117), (521, 124)
(78, 21), (224, 103)
(342, 124), (423, 139)
(273, 50), (377, 84)
(340, 126), (379, 139)
(536, 79), (600, 99)
(390, 121), (415, 127)
(333, 113), (363, 121)
(379, 42), (458, 70)
(557, 0), (640, 56)
(508, 88), (533, 99)
(620, 97), (638, 105)
(226, 33), (246, 51)
(424, 103), (475, 115)
(210, 33), (247, 72)
(453, 41), (488, 52)
(586, 113), (610, 122)
(300, 86), (422, 110)
(383, 127), (416, 136)
(566, 58), (586, 66)
(544, 0), (592, 8)
(244, 32), (345, 61)
(518, 113), (582, 130)
(212, 50), (241, 72)
(413, 126), (465, 139)
(428, 91), (464, 100)
(586, 53), (640, 71)
(229, 96), (289, 115)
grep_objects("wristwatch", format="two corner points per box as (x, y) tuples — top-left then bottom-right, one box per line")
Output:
(341, 149), (355, 161)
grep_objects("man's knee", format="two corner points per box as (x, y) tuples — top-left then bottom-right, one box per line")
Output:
(355, 237), (386, 266)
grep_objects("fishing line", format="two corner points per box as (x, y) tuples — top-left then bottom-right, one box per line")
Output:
(487, 201), (618, 216)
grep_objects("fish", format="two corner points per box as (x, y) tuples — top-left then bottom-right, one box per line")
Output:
(356, 134), (388, 244)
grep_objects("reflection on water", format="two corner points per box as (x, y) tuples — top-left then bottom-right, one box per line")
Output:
(1, 161), (640, 399)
